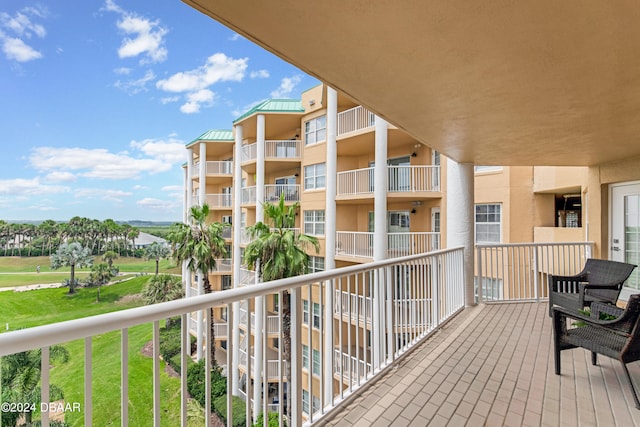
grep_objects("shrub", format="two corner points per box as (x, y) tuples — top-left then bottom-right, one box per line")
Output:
(159, 318), (195, 371)
(187, 359), (227, 409)
(254, 412), (285, 427)
(213, 395), (246, 427)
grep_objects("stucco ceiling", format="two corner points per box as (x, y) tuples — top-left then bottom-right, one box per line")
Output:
(183, 0), (640, 166)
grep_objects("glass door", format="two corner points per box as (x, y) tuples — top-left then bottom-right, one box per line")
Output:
(388, 156), (411, 192)
(610, 182), (640, 290)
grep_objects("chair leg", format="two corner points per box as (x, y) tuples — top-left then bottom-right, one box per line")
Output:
(555, 347), (561, 375)
(622, 363), (640, 409)
(591, 352), (598, 366)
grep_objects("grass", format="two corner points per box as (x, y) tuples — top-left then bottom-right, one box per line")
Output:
(0, 256), (180, 288)
(0, 276), (182, 426)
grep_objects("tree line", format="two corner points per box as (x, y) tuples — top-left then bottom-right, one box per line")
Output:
(0, 217), (142, 257)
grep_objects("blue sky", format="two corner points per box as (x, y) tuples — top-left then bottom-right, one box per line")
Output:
(0, 0), (317, 223)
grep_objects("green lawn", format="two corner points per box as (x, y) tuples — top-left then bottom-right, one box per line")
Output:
(0, 256), (180, 288)
(0, 277), (183, 426)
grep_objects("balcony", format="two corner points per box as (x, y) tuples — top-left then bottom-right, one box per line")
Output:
(241, 140), (302, 173)
(241, 184), (301, 206)
(337, 105), (375, 136)
(204, 193), (232, 209)
(336, 165), (440, 200)
(4, 241), (637, 426)
(335, 231), (441, 260)
(192, 160), (233, 180)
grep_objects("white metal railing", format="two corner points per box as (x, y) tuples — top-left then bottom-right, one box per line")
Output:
(239, 228), (252, 245)
(337, 165), (441, 196)
(241, 143), (257, 163)
(387, 165), (440, 192)
(206, 160), (233, 175)
(212, 258), (232, 273)
(475, 241), (594, 302)
(239, 268), (256, 286)
(333, 349), (372, 385)
(337, 105), (375, 136)
(204, 193), (232, 208)
(265, 140), (302, 159)
(333, 290), (373, 324)
(336, 231), (374, 258)
(222, 227), (232, 239)
(213, 322), (228, 339)
(239, 308), (281, 335)
(241, 186), (256, 204)
(336, 232), (441, 259)
(337, 168), (374, 196)
(264, 184), (300, 202)
(0, 248), (465, 427)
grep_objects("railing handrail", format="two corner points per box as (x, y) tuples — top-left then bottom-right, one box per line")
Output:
(475, 241), (594, 249)
(0, 247), (464, 356)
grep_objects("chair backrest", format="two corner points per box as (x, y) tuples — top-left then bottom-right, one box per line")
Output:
(583, 258), (636, 285)
(621, 295), (640, 363)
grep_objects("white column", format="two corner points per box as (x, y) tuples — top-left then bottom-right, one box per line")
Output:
(324, 87), (338, 403)
(232, 124), (243, 396)
(199, 142), (207, 205)
(372, 115), (388, 369)
(185, 149), (194, 298)
(446, 159), (475, 307)
(253, 114), (266, 417)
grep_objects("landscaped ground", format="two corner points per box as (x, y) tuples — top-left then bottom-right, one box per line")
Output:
(0, 260), (184, 426)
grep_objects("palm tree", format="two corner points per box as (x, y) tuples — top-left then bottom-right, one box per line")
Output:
(102, 250), (119, 270)
(145, 242), (171, 275)
(142, 274), (184, 327)
(50, 242), (94, 294)
(88, 262), (114, 302)
(167, 204), (228, 361)
(243, 193), (320, 417)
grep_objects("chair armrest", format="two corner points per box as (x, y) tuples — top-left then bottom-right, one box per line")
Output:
(580, 281), (624, 290)
(553, 304), (631, 333)
(590, 301), (623, 319)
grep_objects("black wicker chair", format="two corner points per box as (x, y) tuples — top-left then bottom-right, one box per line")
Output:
(548, 258), (636, 316)
(552, 294), (640, 408)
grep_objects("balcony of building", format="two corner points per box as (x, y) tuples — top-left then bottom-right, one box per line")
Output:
(241, 184), (301, 206)
(336, 166), (441, 202)
(241, 140), (302, 174)
(5, 241), (640, 426)
(335, 231), (441, 262)
(192, 160), (234, 183)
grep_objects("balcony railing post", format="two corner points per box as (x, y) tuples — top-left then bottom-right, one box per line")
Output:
(290, 286), (302, 427)
(476, 247), (483, 304)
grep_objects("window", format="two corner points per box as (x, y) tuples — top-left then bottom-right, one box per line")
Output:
(302, 344), (309, 370)
(304, 163), (326, 190)
(308, 256), (324, 273)
(302, 390), (310, 415)
(313, 302), (321, 329)
(304, 210), (325, 236)
(273, 338), (279, 349)
(304, 115), (326, 145)
(221, 307), (228, 321)
(221, 275), (232, 290)
(475, 204), (502, 243)
(302, 300), (309, 325)
(312, 396), (321, 414)
(312, 349), (321, 375)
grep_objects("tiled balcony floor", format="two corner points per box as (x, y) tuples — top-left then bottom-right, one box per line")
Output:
(320, 302), (640, 426)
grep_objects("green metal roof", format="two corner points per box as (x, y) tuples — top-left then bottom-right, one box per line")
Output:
(233, 99), (304, 123)
(186, 129), (234, 146)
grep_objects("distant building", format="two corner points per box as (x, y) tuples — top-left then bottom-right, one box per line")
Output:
(132, 232), (168, 249)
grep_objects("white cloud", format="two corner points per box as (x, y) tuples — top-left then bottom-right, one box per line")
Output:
(228, 33), (242, 41)
(156, 53), (246, 113)
(45, 171), (77, 183)
(162, 185), (182, 192)
(114, 69), (156, 95)
(156, 53), (247, 93)
(29, 140), (185, 181)
(271, 75), (302, 98)
(129, 138), (186, 164)
(232, 99), (266, 119)
(137, 197), (180, 211)
(0, 6), (47, 62)
(160, 96), (180, 104)
(104, 0), (168, 64)
(180, 89), (215, 114)
(0, 177), (69, 196)
(250, 69), (269, 79)
(74, 188), (132, 203)
(132, 185), (147, 190)
(2, 37), (42, 62)
(114, 67), (131, 75)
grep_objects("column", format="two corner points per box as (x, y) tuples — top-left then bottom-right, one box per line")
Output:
(232, 124), (243, 396)
(446, 159), (475, 307)
(253, 114), (266, 418)
(372, 115), (388, 369)
(323, 86), (337, 402)
(196, 142), (207, 361)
